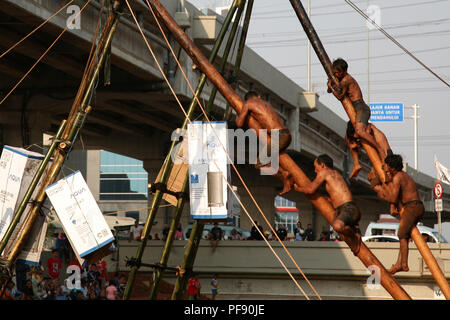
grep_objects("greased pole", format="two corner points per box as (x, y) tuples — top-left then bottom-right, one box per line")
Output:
(289, 0), (450, 299)
(146, 0), (411, 300)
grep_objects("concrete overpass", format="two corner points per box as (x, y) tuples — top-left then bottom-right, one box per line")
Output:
(0, 0), (449, 238)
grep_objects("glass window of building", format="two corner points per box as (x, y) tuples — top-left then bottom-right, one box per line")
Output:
(99, 150), (148, 201)
(274, 196), (298, 234)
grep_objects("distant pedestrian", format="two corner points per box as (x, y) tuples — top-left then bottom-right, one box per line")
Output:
(174, 224), (185, 240)
(187, 273), (201, 300)
(209, 223), (223, 253)
(46, 249), (62, 280)
(106, 281), (119, 300)
(250, 221), (263, 240)
(129, 220), (144, 242)
(304, 224), (315, 241)
(211, 274), (219, 300)
(294, 222), (305, 241)
(276, 224), (288, 241)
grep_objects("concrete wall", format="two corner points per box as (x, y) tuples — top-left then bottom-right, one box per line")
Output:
(111, 240), (450, 299)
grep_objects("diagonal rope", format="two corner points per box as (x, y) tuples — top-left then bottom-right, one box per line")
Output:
(126, 0), (315, 300)
(145, 0), (322, 300)
(0, 0), (93, 106)
(0, 0), (76, 60)
(345, 0), (449, 88)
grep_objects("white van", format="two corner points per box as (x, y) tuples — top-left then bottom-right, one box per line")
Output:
(364, 222), (448, 243)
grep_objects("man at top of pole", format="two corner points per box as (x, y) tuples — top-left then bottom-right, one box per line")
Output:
(235, 91), (293, 195)
(327, 58), (383, 158)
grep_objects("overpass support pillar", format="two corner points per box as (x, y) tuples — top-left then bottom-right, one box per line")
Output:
(238, 185), (278, 233)
(287, 106), (301, 153)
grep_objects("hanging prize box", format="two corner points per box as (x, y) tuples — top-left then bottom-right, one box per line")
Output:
(45, 171), (114, 263)
(187, 121), (230, 221)
(0, 146), (50, 265)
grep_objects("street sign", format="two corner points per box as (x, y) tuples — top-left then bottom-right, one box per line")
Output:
(435, 199), (443, 212)
(434, 182), (443, 199)
(369, 103), (404, 122)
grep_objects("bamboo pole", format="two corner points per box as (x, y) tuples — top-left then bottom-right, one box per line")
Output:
(224, 0), (254, 120)
(171, 222), (204, 300)
(148, 0), (247, 300)
(146, 0), (411, 300)
(289, 0), (450, 300)
(1, 1), (125, 266)
(149, 178), (188, 300)
(170, 1), (255, 300)
(122, 0), (244, 300)
(205, 1), (246, 115)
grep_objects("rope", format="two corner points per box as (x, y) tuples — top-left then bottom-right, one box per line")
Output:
(145, 0), (321, 300)
(345, 0), (449, 88)
(126, 0), (314, 300)
(0, 0), (93, 106)
(0, 0), (76, 60)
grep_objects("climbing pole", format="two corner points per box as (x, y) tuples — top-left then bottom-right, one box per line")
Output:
(289, 0), (450, 300)
(144, 0), (414, 300)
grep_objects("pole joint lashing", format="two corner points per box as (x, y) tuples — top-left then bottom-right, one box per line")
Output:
(57, 140), (72, 154)
(124, 256), (141, 269)
(148, 182), (189, 200)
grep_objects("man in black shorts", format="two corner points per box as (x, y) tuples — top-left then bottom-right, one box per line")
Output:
(294, 154), (362, 255)
(369, 154), (424, 274)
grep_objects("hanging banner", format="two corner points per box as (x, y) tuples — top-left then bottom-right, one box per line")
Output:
(187, 122), (230, 220)
(435, 154), (450, 185)
(0, 146), (50, 265)
(45, 171), (114, 258)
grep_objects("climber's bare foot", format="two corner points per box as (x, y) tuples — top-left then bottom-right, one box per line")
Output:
(279, 173), (293, 195)
(389, 263), (409, 274)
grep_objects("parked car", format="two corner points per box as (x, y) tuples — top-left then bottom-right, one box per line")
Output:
(364, 222), (448, 243)
(184, 223), (251, 240)
(362, 235), (399, 243)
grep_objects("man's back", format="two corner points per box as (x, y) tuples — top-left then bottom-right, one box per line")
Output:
(244, 98), (286, 131)
(370, 124), (392, 160)
(322, 168), (353, 208)
(395, 172), (420, 204)
(342, 74), (363, 102)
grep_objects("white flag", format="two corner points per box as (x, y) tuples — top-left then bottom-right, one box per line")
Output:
(434, 154), (450, 185)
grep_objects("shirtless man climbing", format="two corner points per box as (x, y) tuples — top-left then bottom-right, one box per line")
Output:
(236, 91), (293, 195)
(369, 154), (424, 274)
(293, 154), (362, 254)
(327, 58), (382, 157)
(346, 121), (393, 179)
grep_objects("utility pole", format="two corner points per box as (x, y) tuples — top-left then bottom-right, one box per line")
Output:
(406, 104), (420, 170)
(307, 0), (311, 92)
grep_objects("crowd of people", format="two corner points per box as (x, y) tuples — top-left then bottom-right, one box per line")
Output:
(1, 246), (127, 301)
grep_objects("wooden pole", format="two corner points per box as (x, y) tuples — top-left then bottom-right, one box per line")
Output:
(147, 0), (411, 300)
(289, 0), (450, 299)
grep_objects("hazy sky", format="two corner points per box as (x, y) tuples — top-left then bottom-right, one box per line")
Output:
(187, 0), (450, 178)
